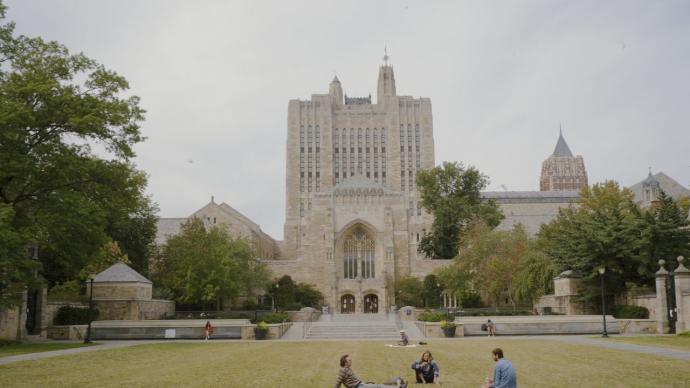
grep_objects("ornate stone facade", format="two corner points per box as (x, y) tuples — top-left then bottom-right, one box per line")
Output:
(540, 131), (588, 191)
(272, 60), (444, 313)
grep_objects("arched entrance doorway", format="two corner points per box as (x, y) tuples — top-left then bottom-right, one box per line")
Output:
(363, 294), (378, 313)
(341, 294), (355, 313)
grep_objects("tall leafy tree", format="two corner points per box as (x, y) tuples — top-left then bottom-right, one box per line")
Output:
(438, 221), (531, 308)
(416, 161), (504, 259)
(394, 277), (424, 307)
(0, 1), (156, 302)
(154, 218), (269, 310)
(636, 191), (690, 274)
(537, 181), (644, 306)
(422, 274), (443, 308)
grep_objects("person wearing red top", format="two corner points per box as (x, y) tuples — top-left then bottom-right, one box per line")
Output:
(204, 321), (214, 340)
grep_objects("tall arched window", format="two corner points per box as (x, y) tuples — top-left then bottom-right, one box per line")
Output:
(343, 227), (375, 279)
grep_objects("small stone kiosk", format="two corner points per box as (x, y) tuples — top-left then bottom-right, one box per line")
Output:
(88, 263), (174, 320)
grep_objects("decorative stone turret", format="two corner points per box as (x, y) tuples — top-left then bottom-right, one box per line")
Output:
(540, 129), (588, 192)
(88, 263), (173, 320)
(641, 170), (661, 208)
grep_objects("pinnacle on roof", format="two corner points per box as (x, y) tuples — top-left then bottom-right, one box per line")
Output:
(552, 131), (573, 157)
(643, 169), (660, 186)
(331, 75), (340, 83)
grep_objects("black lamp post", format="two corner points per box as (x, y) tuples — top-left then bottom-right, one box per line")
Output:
(84, 277), (94, 344)
(598, 266), (608, 338)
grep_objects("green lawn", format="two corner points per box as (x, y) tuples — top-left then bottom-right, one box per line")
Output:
(0, 339), (688, 387)
(0, 342), (96, 357)
(601, 335), (690, 351)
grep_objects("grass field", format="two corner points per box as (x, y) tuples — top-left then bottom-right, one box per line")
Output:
(0, 342), (96, 357)
(1, 339), (689, 387)
(602, 335), (690, 351)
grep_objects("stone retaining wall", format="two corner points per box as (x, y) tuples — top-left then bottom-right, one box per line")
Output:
(89, 319), (292, 340)
(415, 321), (464, 338)
(47, 325), (87, 340)
(456, 315), (619, 336)
(616, 319), (657, 334)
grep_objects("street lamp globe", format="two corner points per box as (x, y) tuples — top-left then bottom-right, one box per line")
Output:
(598, 266), (605, 275)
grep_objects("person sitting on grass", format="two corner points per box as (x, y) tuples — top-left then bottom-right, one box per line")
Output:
(410, 350), (440, 384)
(334, 354), (408, 388)
(399, 329), (409, 346)
(481, 348), (516, 388)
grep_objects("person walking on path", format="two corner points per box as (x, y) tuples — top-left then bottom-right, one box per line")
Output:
(410, 350), (440, 384)
(334, 354), (407, 388)
(482, 348), (516, 388)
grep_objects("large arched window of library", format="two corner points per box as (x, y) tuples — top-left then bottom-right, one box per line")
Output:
(343, 226), (375, 279)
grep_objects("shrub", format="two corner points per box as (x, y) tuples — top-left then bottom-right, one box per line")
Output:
(241, 299), (258, 310)
(440, 320), (456, 329)
(255, 321), (269, 331)
(53, 306), (98, 325)
(459, 291), (482, 308)
(611, 305), (649, 319)
(49, 281), (84, 301)
(261, 312), (290, 324)
(282, 302), (303, 311)
(678, 331), (690, 338)
(0, 339), (20, 346)
(417, 310), (446, 322)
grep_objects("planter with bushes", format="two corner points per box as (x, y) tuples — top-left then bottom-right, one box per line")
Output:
(441, 320), (457, 337)
(254, 321), (269, 340)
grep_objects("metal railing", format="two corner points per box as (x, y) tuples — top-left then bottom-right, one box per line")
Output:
(302, 315), (313, 338)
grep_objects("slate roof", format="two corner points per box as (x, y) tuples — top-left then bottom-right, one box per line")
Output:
(93, 263), (152, 284)
(482, 191), (580, 203)
(552, 132), (573, 157)
(629, 172), (690, 202)
(155, 217), (186, 245)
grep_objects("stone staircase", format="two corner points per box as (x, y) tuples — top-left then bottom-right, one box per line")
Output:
(304, 313), (401, 340)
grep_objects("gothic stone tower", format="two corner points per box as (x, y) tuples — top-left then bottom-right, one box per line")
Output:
(540, 131), (588, 191)
(278, 56), (444, 313)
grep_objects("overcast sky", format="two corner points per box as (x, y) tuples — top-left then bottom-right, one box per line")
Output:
(7, 0), (690, 239)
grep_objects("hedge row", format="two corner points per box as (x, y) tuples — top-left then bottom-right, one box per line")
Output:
(53, 306), (98, 325)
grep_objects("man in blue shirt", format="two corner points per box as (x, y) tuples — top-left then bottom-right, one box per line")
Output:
(484, 348), (516, 388)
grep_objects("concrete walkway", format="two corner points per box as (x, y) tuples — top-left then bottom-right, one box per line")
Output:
(0, 340), (158, 366)
(547, 335), (690, 361)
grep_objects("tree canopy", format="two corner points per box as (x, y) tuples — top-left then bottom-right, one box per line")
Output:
(438, 221), (551, 308)
(0, 2), (156, 306)
(152, 218), (270, 310)
(537, 181), (690, 307)
(416, 161), (504, 259)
